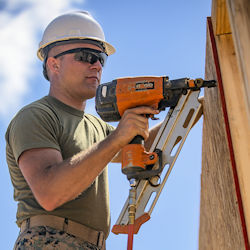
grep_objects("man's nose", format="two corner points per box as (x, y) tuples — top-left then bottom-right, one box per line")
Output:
(90, 59), (103, 71)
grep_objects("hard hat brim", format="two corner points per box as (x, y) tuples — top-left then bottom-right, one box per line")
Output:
(37, 37), (116, 61)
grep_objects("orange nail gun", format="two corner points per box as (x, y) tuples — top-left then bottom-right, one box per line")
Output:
(96, 76), (216, 248)
(95, 76), (215, 180)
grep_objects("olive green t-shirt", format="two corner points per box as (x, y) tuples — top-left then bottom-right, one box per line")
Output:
(5, 96), (114, 238)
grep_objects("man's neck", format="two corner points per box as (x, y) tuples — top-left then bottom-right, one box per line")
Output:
(48, 90), (86, 111)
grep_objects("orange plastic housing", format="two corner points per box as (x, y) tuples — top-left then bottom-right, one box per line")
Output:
(122, 144), (158, 174)
(116, 76), (164, 116)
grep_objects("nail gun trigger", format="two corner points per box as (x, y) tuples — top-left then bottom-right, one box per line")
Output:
(145, 114), (159, 120)
(151, 115), (159, 120)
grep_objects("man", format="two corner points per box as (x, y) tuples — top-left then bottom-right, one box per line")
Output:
(6, 11), (159, 249)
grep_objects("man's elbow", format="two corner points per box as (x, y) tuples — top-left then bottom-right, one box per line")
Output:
(35, 194), (59, 212)
(41, 202), (57, 212)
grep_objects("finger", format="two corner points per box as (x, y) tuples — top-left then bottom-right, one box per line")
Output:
(118, 114), (147, 129)
(117, 116), (148, 137)
(128, 119), (149, 138)
(124, 106), (159, 116)
(137, 127), (149, 141)
(124, 112), (149, 124)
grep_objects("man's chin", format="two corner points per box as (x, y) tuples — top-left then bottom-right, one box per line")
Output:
(84, 91), (96, 100)
(86, 77), (100, 86)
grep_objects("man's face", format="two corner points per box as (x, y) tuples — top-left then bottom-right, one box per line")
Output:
(48, 42), (104, 102)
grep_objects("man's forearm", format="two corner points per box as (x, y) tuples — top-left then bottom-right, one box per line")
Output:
(28, 132), (121, 211)
(20, 106), (159, 211)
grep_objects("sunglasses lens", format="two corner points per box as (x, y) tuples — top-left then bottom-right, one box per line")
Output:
(54, 48), (107, 66)
(75, 50), (106, 66)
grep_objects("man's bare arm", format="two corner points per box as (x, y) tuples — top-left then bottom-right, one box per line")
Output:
(19, 106), (159, 211)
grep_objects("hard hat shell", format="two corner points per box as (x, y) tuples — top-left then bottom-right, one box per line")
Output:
(37, 11), (115, 60)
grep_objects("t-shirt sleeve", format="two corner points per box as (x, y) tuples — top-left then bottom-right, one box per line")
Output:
(8, 107), (61, 162)
(85, 113), (115, 137)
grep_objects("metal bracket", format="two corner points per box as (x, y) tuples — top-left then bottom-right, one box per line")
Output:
(112, 90), (202, 235)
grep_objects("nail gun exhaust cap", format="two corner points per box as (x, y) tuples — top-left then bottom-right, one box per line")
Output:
(37, 11), (116, 61)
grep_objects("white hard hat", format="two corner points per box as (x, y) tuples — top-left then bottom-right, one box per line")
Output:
(37, 11), (115, 60)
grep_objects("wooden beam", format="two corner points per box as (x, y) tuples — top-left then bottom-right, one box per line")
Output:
(199, 22), (245, 250)
(199, 0), (250, 248)
(212, 0), (231, 34)
(214, 30), (250, 244)
(226, 0), (250, 120)
(215, 0), (250, 242)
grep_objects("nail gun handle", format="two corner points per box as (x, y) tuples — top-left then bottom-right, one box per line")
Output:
(122, 135), (158, 180)
(129, 135), (144, 145)
(122, 136), (145, 177)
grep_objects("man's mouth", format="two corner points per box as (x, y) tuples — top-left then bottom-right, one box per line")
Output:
(87, 76), (99, 81)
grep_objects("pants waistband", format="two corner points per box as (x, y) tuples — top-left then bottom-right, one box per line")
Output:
(20, 215), (105, 250)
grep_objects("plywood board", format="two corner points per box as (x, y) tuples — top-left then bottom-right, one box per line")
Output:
(198, 24), (245, 250)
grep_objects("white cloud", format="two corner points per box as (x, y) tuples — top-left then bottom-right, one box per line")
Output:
(0, 0), (85, 120)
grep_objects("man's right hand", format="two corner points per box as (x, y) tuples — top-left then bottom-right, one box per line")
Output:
(112, 106), (159, 148)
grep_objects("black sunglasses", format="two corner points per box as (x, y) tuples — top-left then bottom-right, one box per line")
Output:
(54, 48), (107, 67)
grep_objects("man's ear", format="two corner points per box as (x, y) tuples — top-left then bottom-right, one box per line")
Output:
(47, 57), (60, 73)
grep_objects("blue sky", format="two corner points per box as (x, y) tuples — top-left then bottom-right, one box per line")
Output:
(0, 0), (212, 249)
